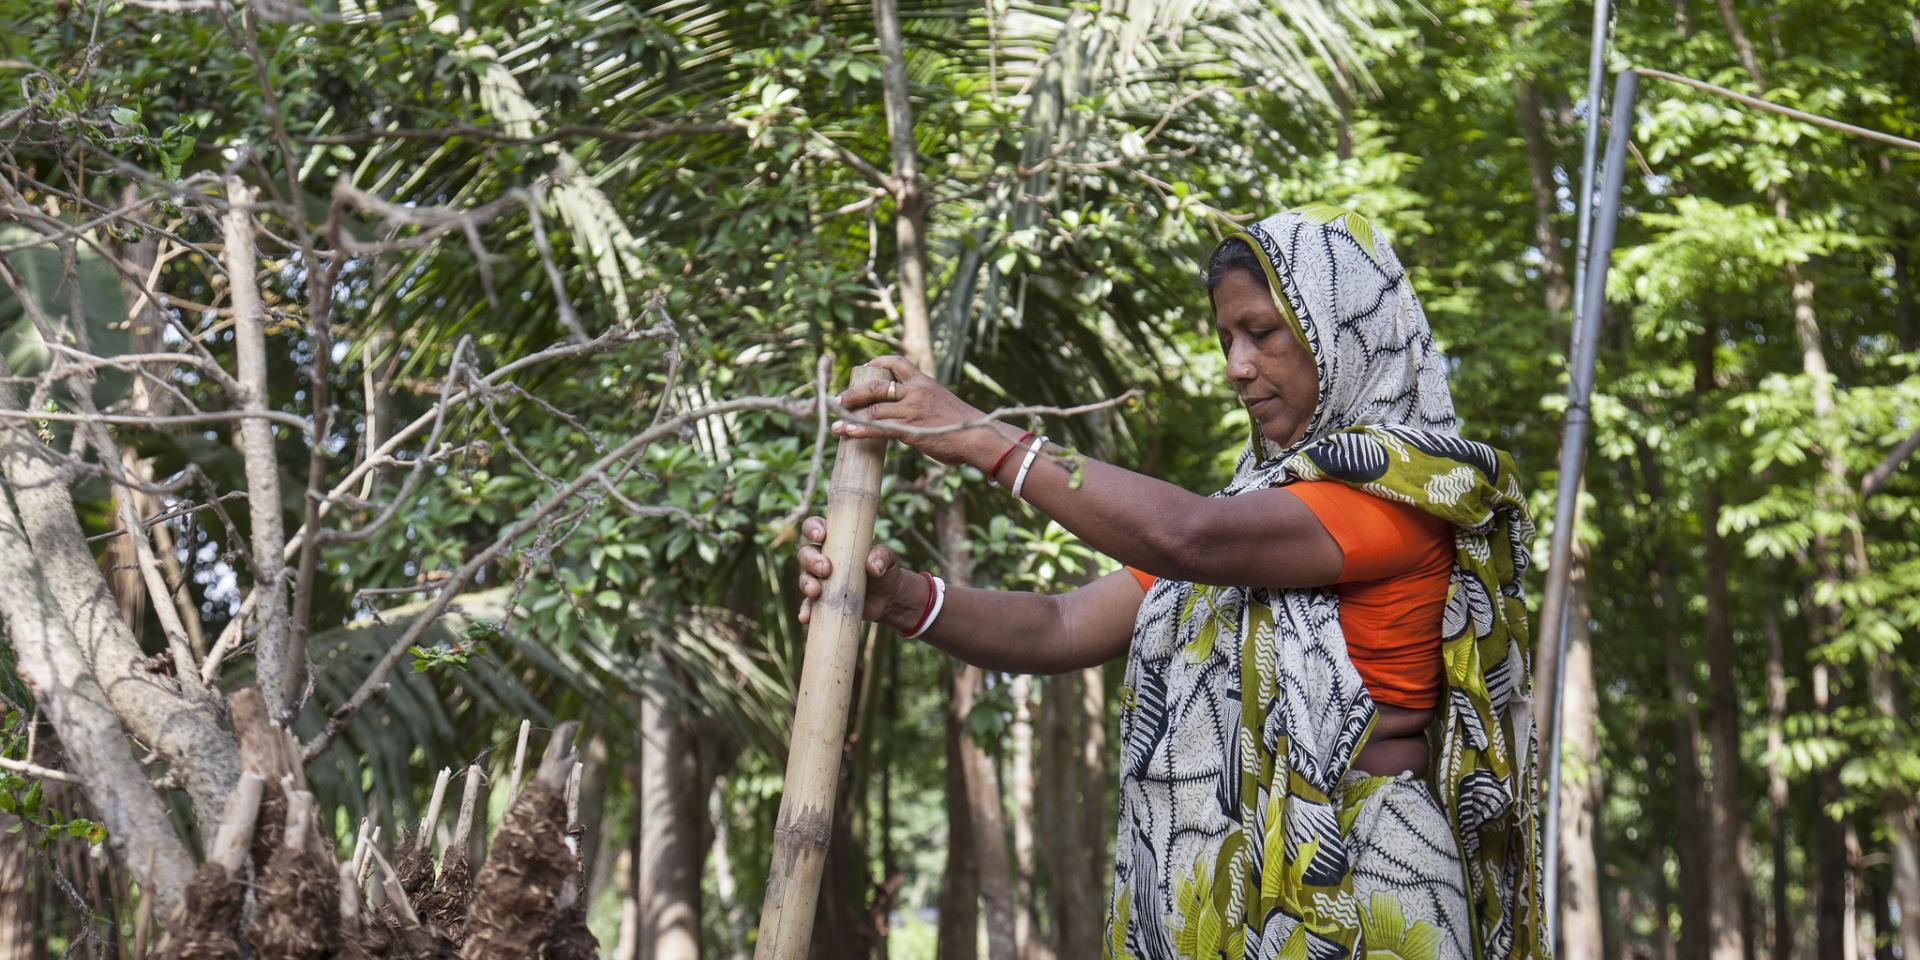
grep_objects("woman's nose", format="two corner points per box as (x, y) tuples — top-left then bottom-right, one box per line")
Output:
(1225, 347), (1256, 382)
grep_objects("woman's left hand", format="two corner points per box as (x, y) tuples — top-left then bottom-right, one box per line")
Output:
(832, 356), (1000, 467)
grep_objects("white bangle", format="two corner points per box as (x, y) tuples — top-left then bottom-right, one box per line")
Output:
(1011, 435), (1047, 500)
(903, 575), (947, 639)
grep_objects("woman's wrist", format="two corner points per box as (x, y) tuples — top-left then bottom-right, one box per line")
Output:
(882, 568), (933, 633)
(968, 421), (1029, 481)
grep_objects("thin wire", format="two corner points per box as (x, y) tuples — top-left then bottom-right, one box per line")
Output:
(1635, 67), (1920, 154)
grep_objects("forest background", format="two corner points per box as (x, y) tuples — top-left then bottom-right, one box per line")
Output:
(0, 0), (1917, 958)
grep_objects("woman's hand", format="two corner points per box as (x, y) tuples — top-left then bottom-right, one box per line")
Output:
(831, 356), (1007, 468)
(795, 515), (926, 629)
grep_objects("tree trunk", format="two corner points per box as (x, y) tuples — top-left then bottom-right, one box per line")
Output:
(1652, 819), (1679, 960)
(0, 478), (193, 916)
(1763, 609), (1792, 960)
(1557, 564), (1606, 960)
(1036, 673), (1069, 956)
(1809, 656), (1849, 960)
(1070, 665), (1110, 957)
(939, 668), (982, 960)
(1008, 675), (1049, 960)
(1634, 439), (1710, 960)
(871, 0), (1017, 953)
(638, 679), (702, 960)
(1695, 325), (1751, 960)
(0, 360), (238, 836)
(221, 176), (295, 721)
(1892, 222), (1914, 351)
(1515, 77), (1573, 320)
(0, 813), (27, 960)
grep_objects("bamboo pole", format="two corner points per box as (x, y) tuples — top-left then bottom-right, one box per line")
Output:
(754, 364), (893, 960)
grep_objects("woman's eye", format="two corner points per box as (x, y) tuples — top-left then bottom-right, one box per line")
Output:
(1251, 329), (1274, 341)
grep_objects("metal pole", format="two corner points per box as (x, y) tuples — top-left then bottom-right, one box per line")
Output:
(1540, 67), (1637, 944)
(1536, 0), (1612, 799)
(1536, 0), (1613, 929)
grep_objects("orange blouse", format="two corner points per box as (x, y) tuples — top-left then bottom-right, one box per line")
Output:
(1126, 481), (1452, 708)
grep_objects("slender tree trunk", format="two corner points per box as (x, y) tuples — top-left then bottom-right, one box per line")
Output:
(1515, 77), (1573, 320)
(1635, 441), (1710, 960)
(1558, 563), (1606, 960)
(1653, 828), (1680, 960)
(1036, 673), (1070, 955)
(638, 679), (702, 960)
(0, 485), (193, 916)
(0, 813), (27, 959)
(1869, 863), (1894, 960)
(1694, 323), (1751, 960)
(221, 176), (295, 721)
(710, 776), (751, 960)
(939, 668), (982, 960)
(1008, 675), (1049, 960)
(1892, 222), (1914, 351)
(1071, 665), (1109, 955)
(0, 359), (237, 834)
(871, 1), (1017, 954)
(614, 764), (641, 960)
(1763, 609), (1792, 960)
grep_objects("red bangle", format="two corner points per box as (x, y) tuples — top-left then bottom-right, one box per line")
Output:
(903, 571), (938, 635)
(987, 431), (1035, 487)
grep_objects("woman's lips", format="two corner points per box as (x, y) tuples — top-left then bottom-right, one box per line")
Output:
(1245, 396), (1277, 412)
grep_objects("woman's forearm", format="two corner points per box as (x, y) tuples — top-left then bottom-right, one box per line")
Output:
(960, 425), (1337, 588)
(962, 424), (1209, 579)
(887, 568), (1136, 675)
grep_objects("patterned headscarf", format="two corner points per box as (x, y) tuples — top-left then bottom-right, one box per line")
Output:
(1222, 205), (1459, 493)
(1106, 207), (1550, 960)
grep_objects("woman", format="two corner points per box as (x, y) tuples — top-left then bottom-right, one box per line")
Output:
(796, 207), (1549, 960)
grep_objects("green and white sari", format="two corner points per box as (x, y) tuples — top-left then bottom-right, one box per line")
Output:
(1105, 208), (1551, 960)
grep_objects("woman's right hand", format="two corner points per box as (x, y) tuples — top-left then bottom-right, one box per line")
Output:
(796, 515), (924, 629)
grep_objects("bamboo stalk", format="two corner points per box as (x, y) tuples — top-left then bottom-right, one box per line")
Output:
(419, 767), (452, 852)
(450, 763), (485, 855)
(208, 772), (266, 873)
(508, 719), (530, 800)
(754, 364), (892, 960)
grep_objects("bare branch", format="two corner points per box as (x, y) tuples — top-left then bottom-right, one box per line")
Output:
(0, 755), (82, 784)
(222, 175), (295, 721)
(304, 392), (814, 760)
(524, 183), (587, 343)
(1862, 423), (1920, 501)
(809, 132), (894, 192)
(302, 119), (747, 147)
(770, 353), (834, 546)
(0, 406), (312, 433)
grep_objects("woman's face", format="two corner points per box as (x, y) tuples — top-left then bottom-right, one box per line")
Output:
(1213, 267), (1319, 448)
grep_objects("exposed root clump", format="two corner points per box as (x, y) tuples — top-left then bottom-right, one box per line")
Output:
(460, 727), (579, 960)
(247, 789), (338, 960)
(150, 864), (247, 960)
(147, 702), (598, 960)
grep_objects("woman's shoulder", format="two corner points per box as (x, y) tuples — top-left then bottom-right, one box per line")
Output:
(1286, 480), (1450, 583)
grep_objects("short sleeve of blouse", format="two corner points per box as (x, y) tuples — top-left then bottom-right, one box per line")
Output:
(1287, 481), (1450, 582)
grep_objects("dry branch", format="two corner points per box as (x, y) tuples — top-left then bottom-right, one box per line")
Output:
(221, 176), (296, 721)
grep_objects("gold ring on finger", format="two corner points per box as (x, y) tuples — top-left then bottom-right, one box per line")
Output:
(888, 381), (899, 401)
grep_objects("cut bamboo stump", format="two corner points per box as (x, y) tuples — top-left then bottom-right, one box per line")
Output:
(754, 365), (893, 960)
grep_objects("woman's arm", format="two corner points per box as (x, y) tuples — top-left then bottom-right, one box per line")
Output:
(892, 569), (1143, 674)
(796, 515), (1143, 674)
(834, 358), (1343, 589)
